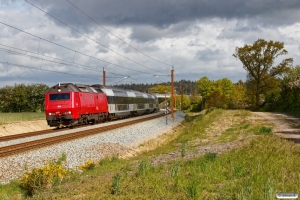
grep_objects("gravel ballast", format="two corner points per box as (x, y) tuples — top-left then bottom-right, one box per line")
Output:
(0, 111), (185, 184)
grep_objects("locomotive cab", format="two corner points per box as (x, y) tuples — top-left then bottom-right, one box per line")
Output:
(44, 83), (80, 127)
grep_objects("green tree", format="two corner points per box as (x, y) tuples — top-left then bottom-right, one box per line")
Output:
(228, 81), (247, 109)
(196, 76), (214, 109)
(205, 89), (227, 109)
(0, 83), (49, 112)
(148, 85), (171, 94)
(233, 38), (293, 110)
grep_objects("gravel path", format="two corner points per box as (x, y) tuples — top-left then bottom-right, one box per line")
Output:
(252, 112), (300, 143)
(0, 111), (185, 184)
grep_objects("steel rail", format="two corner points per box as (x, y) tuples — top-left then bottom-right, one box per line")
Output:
(0, 113), (166, 157)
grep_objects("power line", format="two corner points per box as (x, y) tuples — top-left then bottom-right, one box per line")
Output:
(0, 43), (100, 71)
(25, 0), (164, 74)
(0, 44), (124, 78)
(0, 21), (155, 76)
(65, 0), (172, 68)
(0, 47), (104, 73)
(0, 61), (101, 80)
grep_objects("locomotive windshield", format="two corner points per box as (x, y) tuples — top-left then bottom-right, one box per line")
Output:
(49, 93), (70, 101)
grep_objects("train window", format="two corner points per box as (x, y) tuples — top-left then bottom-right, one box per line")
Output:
(107, 96), (114, 104)
(50, 93), (70, 101)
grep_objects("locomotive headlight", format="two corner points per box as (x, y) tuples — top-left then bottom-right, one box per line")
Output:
(64, 111), (71, 115)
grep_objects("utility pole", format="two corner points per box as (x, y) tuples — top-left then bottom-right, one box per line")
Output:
(103, 68), (106, 86)
(165, 90), (167, 125)
(171, 66), (174, 121)
(180, 83), (183, 111)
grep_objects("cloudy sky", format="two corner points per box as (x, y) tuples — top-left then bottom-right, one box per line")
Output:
(0, 0), (300, 88)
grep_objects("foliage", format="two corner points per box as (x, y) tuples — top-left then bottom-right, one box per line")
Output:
(115, 80), (199, 96)
(0, 83), (49, 112)
(228, 80), (248, 109)
(148, 85), (171, 94)
(78, 159), (96, 171)
(111, 174), (121, 195)
(19, 163), (67, 196)
(261, 65), (300, 114)
(196, 77), (235, 109)
(196, 76), (214, 101)
(205, 89), (227, 109)
(233, 38), (293, 110)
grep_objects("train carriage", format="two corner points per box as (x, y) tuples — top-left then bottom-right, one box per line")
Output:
(91, 85), (159, 119)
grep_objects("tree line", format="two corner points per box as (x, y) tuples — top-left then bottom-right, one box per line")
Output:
(0, 83), (49, 112)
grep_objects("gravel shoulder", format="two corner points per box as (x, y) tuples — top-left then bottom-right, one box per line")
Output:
(0, 111), (185, 184)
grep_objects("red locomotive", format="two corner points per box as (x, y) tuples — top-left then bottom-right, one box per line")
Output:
(44, 83), (108, 127)
(44, 83), (159, 127)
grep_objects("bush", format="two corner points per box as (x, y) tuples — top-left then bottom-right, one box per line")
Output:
(19, 163), (67, 196)
(78, 159), (95, 171)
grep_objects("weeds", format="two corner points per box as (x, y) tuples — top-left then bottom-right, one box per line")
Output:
(204, 152), (217, 161)
(78, 159), (95, 171)
(111, 174), (121, 195)
(169, 162), (180, 179)
(253, 126), (273, 135)
(138, 159), (151, 176)
(55, 153), (66, 165)
(181, 141), (188, 157)
(187, 181), (198, 199)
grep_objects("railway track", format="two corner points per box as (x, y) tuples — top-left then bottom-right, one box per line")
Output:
(0, 112), (166, 158)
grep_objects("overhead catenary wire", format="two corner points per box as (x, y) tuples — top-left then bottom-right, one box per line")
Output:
(1, 44), (145, 80)
(0, 61), (101, 80)
(0, 21), (155, 76)
(24, 0), (165, 74)
(65, 0), (172, 68)
(0, 48), (103, 73)
(0, 47), (144, 85)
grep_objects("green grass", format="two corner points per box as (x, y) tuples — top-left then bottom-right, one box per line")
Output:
(1, 109), (300, 199)
(0, 112), (45, 124)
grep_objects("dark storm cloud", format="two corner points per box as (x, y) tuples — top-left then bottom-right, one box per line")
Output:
(21, 0), (300, 29)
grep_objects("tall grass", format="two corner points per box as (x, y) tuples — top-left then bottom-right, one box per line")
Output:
(0, 112), (45, 124)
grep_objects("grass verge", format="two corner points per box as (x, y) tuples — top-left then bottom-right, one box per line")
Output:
(0, 112), (45, 124)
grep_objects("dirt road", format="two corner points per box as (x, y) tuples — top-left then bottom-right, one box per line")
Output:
(253, 112), (300, 144)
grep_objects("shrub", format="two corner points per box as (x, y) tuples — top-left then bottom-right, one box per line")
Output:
(19, 163), (67, 196)
(78, 159), (95, 171)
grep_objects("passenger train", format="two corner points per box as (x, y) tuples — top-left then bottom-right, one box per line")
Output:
(44, 83), (159, 127)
